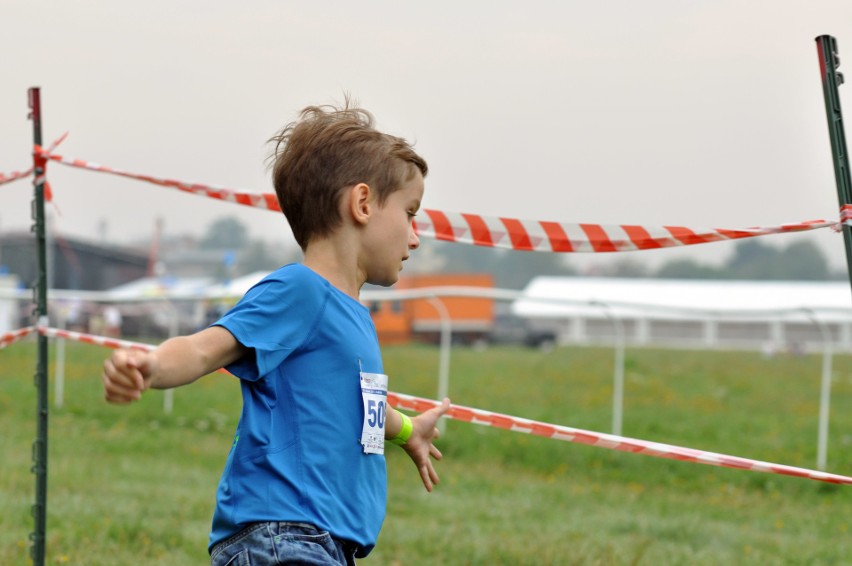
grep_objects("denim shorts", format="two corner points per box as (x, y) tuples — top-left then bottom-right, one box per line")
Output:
(209, 522), (357, 566)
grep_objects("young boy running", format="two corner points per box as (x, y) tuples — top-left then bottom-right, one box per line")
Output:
(102, 101), (451, 565)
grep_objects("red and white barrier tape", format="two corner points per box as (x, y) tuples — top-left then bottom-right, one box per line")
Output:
(33, 133), (67, 203)
(37, 326), (155, 352)
(39, 149), (280, 212)
(35, 147), (845, 253)
(35, 326), (232, 374)
(0, 326), (35, 349)
(387, 392), (852, 485)
(414, 210), (838, 253)
(3, 325), (850, 485)
(0, 168), (33, 187)
(0, 134), (66, 195)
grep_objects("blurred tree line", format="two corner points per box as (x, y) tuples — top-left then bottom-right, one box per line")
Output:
(202, 216), (843, 289)
(198, 217), (300, 279)
(413, 236), (843, 288)
(655, 239), (834, 281)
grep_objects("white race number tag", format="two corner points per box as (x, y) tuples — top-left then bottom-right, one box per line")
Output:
(360, 371), (388, 455)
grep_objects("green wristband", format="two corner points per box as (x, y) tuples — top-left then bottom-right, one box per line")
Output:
(389, 412), (413, 446)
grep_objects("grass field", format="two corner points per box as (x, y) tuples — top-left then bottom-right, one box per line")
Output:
(1, 339), (851, 565)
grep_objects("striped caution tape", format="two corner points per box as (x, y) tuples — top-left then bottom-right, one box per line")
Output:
(0, 326), (35, 349)
(35, 326), (231, 374)
(37, 326), (155, 352)
(35, 147), (843, 253)
(841, 204), (852, 225)
(0, 169), (33, 187)
(38, 149), (280, 211)
(414, 210), (838, 253)
(3, 325), (849, 485)
(388, 391), (852, 485)
(0, 133), (67, 195)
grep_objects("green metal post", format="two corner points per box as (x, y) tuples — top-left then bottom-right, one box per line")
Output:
(28, 86), (49, 566)
(815, 35), (852, 294)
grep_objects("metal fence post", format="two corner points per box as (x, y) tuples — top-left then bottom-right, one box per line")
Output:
(28, 85), (49, 566)
(593, 300), (626, 437)
(802, 308), (834, 471)
(427, 296), (451, 435)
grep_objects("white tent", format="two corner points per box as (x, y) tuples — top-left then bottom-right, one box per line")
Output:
(514, 277), (852, 321)
(204, 271), (272, 300)
(512, 277), (852, 349)
(105, 276), (216, 301)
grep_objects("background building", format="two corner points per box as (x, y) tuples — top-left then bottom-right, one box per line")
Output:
(513, 277), (852, 352)
(0, 231), (148, 291)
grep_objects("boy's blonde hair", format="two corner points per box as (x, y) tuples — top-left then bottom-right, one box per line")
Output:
(269, 101), (428, 250)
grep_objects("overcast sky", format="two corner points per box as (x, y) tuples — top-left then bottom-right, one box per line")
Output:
(2, 0), (852, 273)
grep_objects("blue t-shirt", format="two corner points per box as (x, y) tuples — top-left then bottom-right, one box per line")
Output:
(208, 264), (387, 557)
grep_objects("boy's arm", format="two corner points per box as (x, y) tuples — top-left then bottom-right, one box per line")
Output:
(102, 325), (246, 403)
(386, 398), (451, 492)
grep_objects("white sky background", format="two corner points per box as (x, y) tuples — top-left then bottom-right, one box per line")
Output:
(2, 0), (852, 273)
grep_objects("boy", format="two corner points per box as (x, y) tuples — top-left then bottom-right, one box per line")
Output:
(102, 101), (451, 565)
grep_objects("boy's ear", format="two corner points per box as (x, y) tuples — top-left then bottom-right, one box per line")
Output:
(348, 183), (372, 225)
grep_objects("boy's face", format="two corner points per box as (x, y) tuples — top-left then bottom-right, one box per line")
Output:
(362, 170), (424, 287)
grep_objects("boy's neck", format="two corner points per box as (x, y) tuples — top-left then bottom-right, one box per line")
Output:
(302, 238), (364, 300)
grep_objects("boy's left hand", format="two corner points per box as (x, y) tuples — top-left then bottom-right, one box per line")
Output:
(402, 398), (451, 492)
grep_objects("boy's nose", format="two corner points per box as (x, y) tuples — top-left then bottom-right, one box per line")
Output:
(408, 227), (420, 250)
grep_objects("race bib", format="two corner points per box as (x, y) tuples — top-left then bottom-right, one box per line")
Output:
(360, 371), (388, 455)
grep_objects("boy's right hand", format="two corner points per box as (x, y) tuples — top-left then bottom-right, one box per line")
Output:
(102, 349), (156, 404)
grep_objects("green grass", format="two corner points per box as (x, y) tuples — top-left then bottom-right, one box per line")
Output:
(2, 340), (851, 565)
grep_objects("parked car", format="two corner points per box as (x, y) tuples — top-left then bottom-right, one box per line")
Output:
(488, 314), (557, 350)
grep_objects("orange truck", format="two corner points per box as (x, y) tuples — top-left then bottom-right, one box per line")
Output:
(367, 273), (495, 345)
